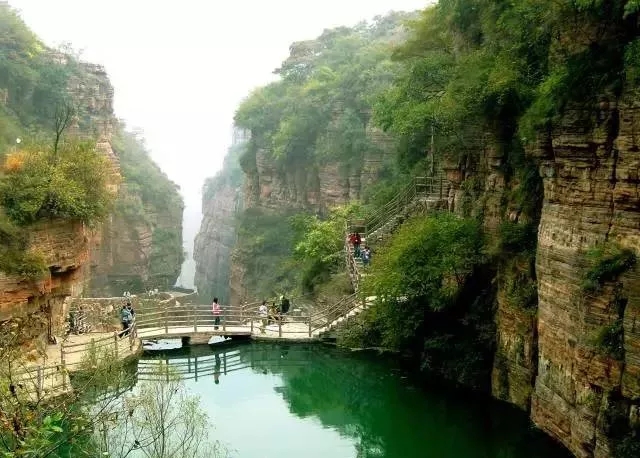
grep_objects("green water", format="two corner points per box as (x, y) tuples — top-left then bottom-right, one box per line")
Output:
(134, 342), (570, 458)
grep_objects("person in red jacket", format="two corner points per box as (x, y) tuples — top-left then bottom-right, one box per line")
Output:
(353, 232), (362, 258)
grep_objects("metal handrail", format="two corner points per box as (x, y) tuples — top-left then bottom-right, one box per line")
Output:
(344, 173), (445, 291)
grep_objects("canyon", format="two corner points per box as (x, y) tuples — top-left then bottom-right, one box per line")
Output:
(193, 9), (640, 457)
(0, 7), (184, 346)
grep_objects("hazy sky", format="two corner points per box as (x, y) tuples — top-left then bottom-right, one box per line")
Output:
(9, 0), (430, 285)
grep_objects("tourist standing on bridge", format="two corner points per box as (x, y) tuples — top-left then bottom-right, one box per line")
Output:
(212, 297), (221, 329)
(362, 246), (371, 267)
(120, 305), (133, 337)
(125, 300), (135, 319)
(280, 295), (290, 314)
(259, 301), (268, 333)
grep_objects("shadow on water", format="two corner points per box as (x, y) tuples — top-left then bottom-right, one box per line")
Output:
(138, 342), (572, 458)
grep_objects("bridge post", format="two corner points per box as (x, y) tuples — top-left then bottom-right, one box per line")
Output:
(194, 357), (198, 382)
(308, 314), (312, 338)
(278, 319), (282, 338)
(223, 313), (226, 332)
(113, 332), (118, 359)
(193, 305), (197, 333)
(36, 367), (43, 402)
(60, 345), (67, 390)
(164, 306), (168, 335)
(129, 322), (135, 351)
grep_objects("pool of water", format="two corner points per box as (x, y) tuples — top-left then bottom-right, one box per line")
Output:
(126, 342), (570, 458)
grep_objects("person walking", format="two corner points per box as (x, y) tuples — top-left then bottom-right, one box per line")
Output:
(212, 297), (221, 330)
(120, 305), (133, 337)
(354, 232), (362, 258)
(280, 295), (290, 314)
(259, 301), (268, 334)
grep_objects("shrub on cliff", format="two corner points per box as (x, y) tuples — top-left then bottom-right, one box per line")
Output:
(0, 212), (47, 278)
(358, 213), (484, 347)
(0, 140), (116, 226)
(292, 203), (362, 292)
(363, 213), (484, 308)
(582, 244), (637, 293)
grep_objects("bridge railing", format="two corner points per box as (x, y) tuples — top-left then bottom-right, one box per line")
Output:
(136, 293), (367, 339)
(5, 320), (139, 402)
(347, 174), (444, 245)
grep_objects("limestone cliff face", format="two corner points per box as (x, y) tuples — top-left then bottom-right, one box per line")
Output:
(0, 60), (119, 345)
(78, 74), (183, 296)
(529, 96), (640, 457)
(227, 127), (395, 305)
(444, 93), (640, 456)
(243, 126), (393, 213)
(0, 57), (182, 334)
(89, 171), (183, 296)
(194, 131), (245, 304)
(0, 220), (88, 333)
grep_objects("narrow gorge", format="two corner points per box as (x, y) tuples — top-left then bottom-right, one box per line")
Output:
(193, 3), (640, 457)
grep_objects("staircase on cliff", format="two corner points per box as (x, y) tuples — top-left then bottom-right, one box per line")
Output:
(320, 173), (446, 338)
(345, 172), (446, 292)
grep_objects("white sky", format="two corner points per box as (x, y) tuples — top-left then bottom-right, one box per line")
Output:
(9, 0), (431, 286)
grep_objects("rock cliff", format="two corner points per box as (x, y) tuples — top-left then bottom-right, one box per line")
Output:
(88, 126), (184, 297)
(528, 95), (640, 457)
(443, 96), (640, 456)
(194, 129), (246, 304)
(0, 5), (183, 343)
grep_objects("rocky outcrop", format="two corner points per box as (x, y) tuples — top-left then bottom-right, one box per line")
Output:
(244, 128), (394, 214)
(0, 52), (181, 343)
(194, 131), (245, 304)
(0, 220), (88, 336)
(89, 181), (183, 296)
(226, 127), (396, 305)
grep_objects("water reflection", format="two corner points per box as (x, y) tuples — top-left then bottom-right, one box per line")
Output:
(138, 343), (570, 458)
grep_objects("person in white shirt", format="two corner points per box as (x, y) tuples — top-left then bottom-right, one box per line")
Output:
(258, 301), (268, 334)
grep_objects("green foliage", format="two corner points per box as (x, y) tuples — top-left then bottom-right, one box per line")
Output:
(0, 212), (47, 278)
(0, 338), (135, 458)
(592, 321), (625, 361)
(234, 208), (299, 299)
(203, 142), (244, 203)
(375, 0), (640, 173)
(112, 124), (184, 291)
(497, 221), (538, 255)
(582, 245), (637, 293)
(149, 227), (184, 288)
(0, 141), (115, 226)
(363, 213), (484, 308)
(614, 431), (640, 458)
(0, 5), (80, 150)
(292, 203), (362, 292)
(234, 14), (412, 174)
(112, 125), (183, 215)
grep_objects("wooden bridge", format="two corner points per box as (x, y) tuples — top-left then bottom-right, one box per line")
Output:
(135, 293), (368, 343)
